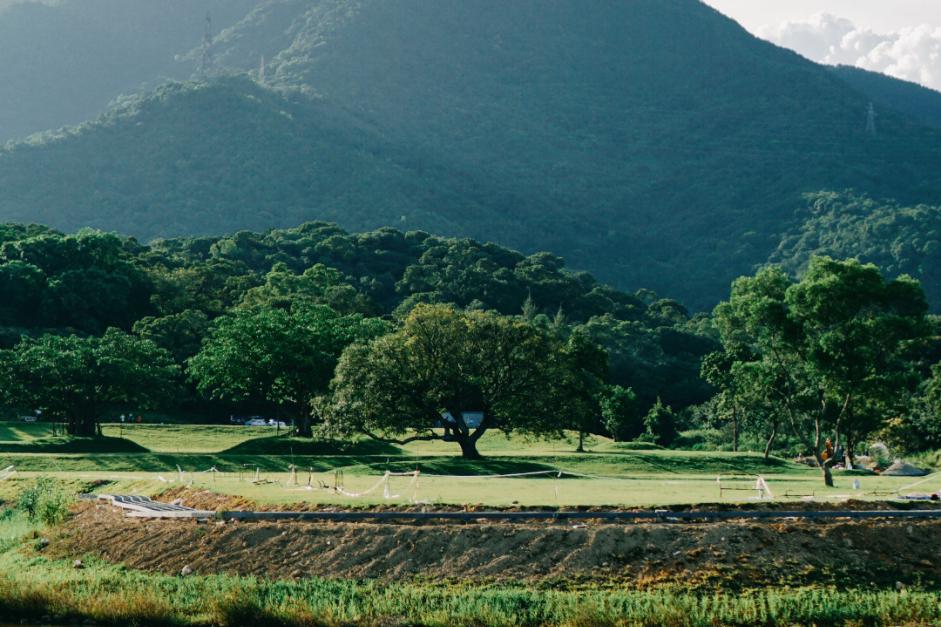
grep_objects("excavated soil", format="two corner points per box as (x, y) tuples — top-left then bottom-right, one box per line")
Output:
(48, 500), (941, 589)
(154, 486), (941, 514)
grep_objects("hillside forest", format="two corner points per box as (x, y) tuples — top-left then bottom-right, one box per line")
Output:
(0, 222), (938, 481)
(4, 0), (941, 312)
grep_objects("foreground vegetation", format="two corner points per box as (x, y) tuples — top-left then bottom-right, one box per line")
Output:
(0, 506), (939, 626)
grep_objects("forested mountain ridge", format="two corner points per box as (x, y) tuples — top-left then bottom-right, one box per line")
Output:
(829, 66), (941, 130)
(0, 78), (522, 240)
(2, 0), (941, 310)
(0, 0), (257, 142)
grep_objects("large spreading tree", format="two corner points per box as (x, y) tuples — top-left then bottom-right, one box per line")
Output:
(712, 257), (930, 485)
(188, 304), (388, 436)
(0, 329), (178, 436)
(325, 304), (602, 459)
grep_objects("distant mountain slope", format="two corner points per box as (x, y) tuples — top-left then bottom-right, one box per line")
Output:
(831, 65), (941, 130)
(770, 191), (941, 306)
(0, 0), (257, 142)
(0, 78), (518, 239)
(2, 0), (941, 310)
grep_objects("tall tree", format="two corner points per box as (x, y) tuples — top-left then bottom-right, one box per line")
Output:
(1, 329), (178, 436)
(598, 384), (639, 442)
(325, 304), (597, 459)
(189, 304), (388, 436)
(712, 257), (930, 485)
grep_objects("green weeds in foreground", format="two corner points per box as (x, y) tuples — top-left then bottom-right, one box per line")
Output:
(0, 542), (939, 626)
(17, 476), (73, 525)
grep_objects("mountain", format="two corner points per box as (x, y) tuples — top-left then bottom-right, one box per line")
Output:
(830, 65), (941, 130)
(2, 0), (941, 310)
(0, 77), (517, 238)
(0, 0), (257, 142)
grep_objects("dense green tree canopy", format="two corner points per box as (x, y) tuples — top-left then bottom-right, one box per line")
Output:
(712, 257), (931, 485)
(325, 304), (601, 459)
(0, 329), (178, 436)
(189, 304), (389, 436)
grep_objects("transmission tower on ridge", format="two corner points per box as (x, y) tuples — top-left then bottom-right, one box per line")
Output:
(866, 102), (877, 136)
(198, 11), (215, 76)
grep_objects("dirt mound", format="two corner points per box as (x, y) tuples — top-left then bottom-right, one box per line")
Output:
(882, 461), (930, 476)
(155, 486), (256, 512)
(153, 487), (941, 515)
(49, 502), (941, 589)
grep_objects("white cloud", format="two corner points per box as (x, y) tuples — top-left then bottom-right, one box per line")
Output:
(760, 13), (941, 91)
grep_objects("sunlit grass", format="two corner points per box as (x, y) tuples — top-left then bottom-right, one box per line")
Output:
(0, 542), (938, 626)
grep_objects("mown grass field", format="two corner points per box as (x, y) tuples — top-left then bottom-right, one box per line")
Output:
(0, 422), (937, 508)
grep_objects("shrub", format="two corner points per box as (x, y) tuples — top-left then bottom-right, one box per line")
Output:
(643, 398), (679, 447)
(17, 477), (72, 525)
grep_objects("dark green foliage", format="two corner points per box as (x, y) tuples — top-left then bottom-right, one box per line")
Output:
(0, 229), (154, 336)
(189, 304), (389, 436)
(0, 221), (714, 424)
(1, 1), (941, 310)
(643, 398), (678, 447)
(771, 191), (941, 310)
(598, 385), (640, 442)
(887, 363), (941, 453)
(0, 329), (179, 436)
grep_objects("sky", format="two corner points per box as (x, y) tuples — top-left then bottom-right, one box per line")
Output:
(702, 1), (941, 91)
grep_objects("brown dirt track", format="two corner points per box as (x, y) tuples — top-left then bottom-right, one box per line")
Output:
(48, 498), (941, 590)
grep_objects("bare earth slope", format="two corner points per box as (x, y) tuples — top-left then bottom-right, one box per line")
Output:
(53, 502), (941, 590)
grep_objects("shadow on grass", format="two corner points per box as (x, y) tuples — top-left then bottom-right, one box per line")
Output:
(0, 436), (148, 454)
(570, 451), (802, 475)
(375, 457), (558, 476)
(602, 441), (665, 451)
(222, 436), (401, 456)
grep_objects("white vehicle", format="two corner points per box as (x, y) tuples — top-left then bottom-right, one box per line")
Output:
(244, 417), (288, 427)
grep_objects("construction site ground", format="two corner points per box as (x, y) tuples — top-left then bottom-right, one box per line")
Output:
(45, 491), (941, 591)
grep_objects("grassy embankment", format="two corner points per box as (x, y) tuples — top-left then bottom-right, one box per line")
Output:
(0, 422), (936, 508)
(0, 508), (940, 626)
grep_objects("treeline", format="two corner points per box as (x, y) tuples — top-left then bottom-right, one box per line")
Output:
(1, 222), (939, 476)
(0, 222), (714, 444)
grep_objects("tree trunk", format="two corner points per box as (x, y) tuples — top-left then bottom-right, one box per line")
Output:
(732, 406), (739, 453)
(763, 423), (778, 461)
(294, 413), (312, 438)
(812, 450), (834, 487)
(844, 436), (856, 470)
(458, 438), (482, 460)
(812, 413), (834, 487)
(68, 418), (97, 438)
(576, 430), (585, 453)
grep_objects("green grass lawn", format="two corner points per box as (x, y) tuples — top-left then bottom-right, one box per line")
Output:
(0, 422), (937, 509)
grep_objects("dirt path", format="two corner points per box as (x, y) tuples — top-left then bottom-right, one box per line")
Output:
(49, 501), (941, 589)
